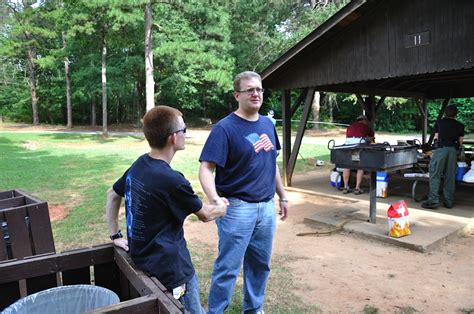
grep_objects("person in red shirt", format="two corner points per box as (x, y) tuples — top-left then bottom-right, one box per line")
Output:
(342, 115), (375, 194)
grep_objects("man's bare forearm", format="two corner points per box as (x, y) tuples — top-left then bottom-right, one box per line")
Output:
(199, 161), (221, 204)
(194, 203), (227, 222)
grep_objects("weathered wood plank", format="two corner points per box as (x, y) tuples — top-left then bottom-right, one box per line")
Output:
(0, 245), (114, 284)
(5, 207), (32, 259)
(149, 277), (185, 312)
(88, 295), (159, 314)
(95, 261), (120, 297)
(0, 196), (26, 210)
(0, 190), (15, 200)
(27, 203), (55, 255)
(26, 273), (58, 295)
(62, 266), (91, 285)
(0, 215), (9, 261)
(114, 248), (156, 296)
(0, 281), (21, 310)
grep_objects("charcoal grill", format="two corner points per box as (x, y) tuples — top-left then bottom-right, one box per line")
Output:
(329, 141), (417, 223)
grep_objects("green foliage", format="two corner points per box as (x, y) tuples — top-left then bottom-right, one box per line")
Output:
(2, 0), (471, 132)
(154, 1), (234, 116)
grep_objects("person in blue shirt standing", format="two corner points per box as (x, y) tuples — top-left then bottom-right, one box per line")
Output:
(199, 71), (289, 314)
(106, 105), (227, 313)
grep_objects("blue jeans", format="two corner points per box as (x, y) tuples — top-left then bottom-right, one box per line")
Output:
(180, 273), (206, 314)
(208, 198), (276, 314)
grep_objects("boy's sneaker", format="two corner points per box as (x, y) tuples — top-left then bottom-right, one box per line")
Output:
(421, 201), (439, 209)
(443, 202), (453, 209)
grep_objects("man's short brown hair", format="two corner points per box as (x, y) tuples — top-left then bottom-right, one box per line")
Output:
(233, 71), (261, 92)
(143, 106), (182, 149)
(445, 105), (458, 118)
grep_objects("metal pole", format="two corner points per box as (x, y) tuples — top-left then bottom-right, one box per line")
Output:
(369, 171), (377, 223)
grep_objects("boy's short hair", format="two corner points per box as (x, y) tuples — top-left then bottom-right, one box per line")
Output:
(143, 106), (182, 149)
(444, 105), (458, 118)
(233, 71), (262, 92)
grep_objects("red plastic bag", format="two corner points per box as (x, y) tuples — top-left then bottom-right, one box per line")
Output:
(387, 200), (411, 238)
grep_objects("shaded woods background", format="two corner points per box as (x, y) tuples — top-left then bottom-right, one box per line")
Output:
(0, 1), (472, 132)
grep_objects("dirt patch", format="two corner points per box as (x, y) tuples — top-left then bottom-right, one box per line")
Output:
(48, 204), (69, 222)
(184, 192), (474, 312)
(21, 141), (40, 150)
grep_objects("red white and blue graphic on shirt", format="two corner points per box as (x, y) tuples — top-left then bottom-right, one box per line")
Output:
(245, 133), (274, 153)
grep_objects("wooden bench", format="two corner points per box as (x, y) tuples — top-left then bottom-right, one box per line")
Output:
(390, 173), (473, 202)
(0, 189), (185, 312)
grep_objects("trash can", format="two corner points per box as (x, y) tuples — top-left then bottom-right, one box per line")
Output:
(2, 284), (120, 314)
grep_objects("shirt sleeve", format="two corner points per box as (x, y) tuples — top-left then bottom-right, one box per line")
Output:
(112, 168), (129, 197)
(168, 181), (203, 222)
(274, 126), (281, 151)
(199, 125), (229, 168)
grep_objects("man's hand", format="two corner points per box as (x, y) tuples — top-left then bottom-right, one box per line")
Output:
(278, 199), (289, 221)
(113, 238), (129, 252)
(214, 196), (229, 206)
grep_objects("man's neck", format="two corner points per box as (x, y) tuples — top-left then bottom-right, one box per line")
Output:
(234, 109), (259, 121)
(148, 147), (175, 164)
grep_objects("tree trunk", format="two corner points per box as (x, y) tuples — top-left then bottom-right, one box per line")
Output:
(63, 32), (73, 128)
(102, 37), (108, 137)
(25, 44), (39, 125)
(91, 95), (96, 126)
(144, 1), (155, 112)
(311, 91), (320, 130)
(136, 80), (144, 126)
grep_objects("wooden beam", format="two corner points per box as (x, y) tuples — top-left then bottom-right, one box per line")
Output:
(321, 85), (425, 99)
(355, 94), (365, 110)
(286, 88), (315, 186)
(415, 98), (428, 144)
(428, 98), (450, 145)
(375, 96), (386, 114)
(366, 95), (376, 130)
(290, 88), (308, 117)
(281, 90), (291, 187)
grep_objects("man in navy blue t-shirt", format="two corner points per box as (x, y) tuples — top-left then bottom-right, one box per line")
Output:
(199, 71), (289, 313)
(106, 106), (227, 313)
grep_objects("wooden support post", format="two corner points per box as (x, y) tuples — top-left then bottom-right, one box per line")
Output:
(290, 88), (308, 116)
(287, 88), (315, 186)
(428, 98), (450, 145)
(375, 96), (386, 114)
(281, 90), (291, 187)
(415, 98), (428, 145)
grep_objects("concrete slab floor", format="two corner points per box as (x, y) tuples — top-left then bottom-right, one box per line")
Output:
(288, 170), (473, 253)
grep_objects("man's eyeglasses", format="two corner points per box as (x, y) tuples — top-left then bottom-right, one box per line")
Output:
(237, 88), (264, 95)
(172, 127), (186, 135)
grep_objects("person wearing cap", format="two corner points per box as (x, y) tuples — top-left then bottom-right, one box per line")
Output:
(422, 105), (464, 209)
(342, 115), (375, 195)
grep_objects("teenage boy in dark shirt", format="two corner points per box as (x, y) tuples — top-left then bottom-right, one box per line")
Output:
(106, 105), (227, 313)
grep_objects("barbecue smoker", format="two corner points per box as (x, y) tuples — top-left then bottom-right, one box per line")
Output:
(329, 141), (417, 223)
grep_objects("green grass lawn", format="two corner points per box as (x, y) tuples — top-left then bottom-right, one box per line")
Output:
(0, 130), (327, 312)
